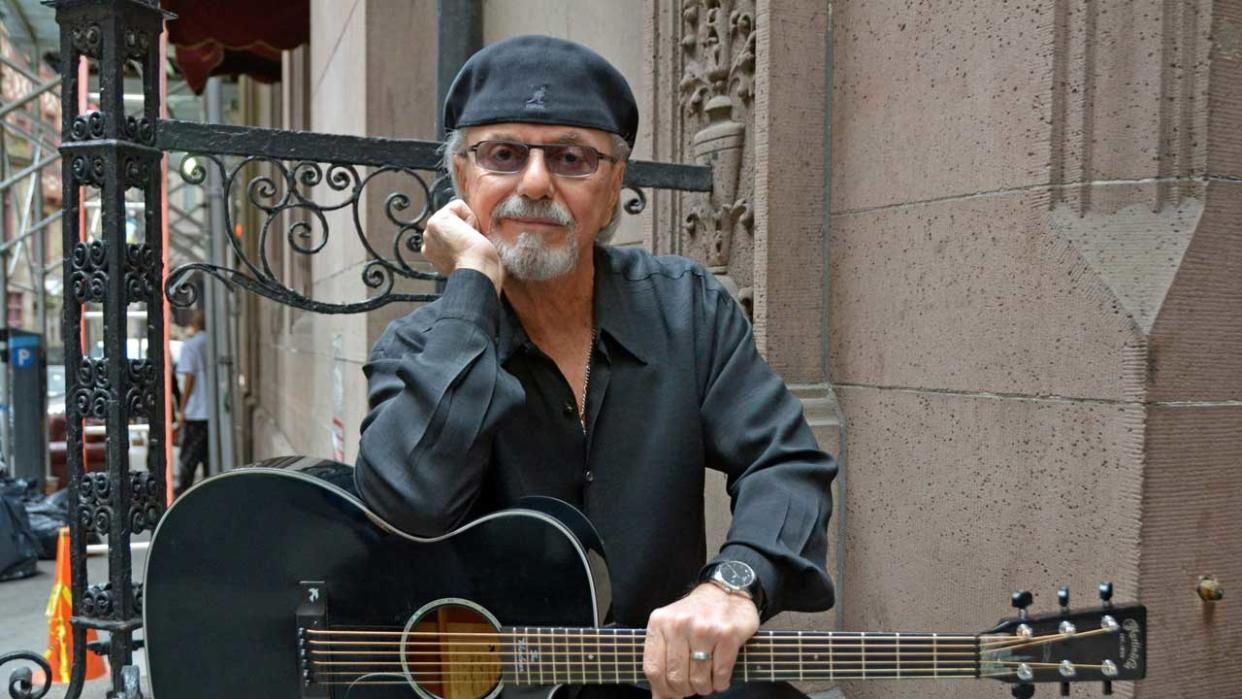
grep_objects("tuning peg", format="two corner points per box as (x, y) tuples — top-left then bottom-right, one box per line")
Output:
(1103, 680), (1113, 695)
(1058, 585), (1070, 611)
(1060, 681), (1070, 696)
(1010, 683), (1035, 699)
(1012, 590), (1034, 620)
(1098, 582), (1114, 609)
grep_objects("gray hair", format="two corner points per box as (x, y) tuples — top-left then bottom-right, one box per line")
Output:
(440, 128), (631, 244)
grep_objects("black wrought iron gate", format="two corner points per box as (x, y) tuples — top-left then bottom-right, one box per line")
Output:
(1, 1), (710, 698)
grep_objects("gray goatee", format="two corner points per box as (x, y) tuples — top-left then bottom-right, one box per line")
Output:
(489, 196), (579, 281)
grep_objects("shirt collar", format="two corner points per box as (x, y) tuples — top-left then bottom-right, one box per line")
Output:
(495, 245), (650, 365)
(592, 244), (650, 365)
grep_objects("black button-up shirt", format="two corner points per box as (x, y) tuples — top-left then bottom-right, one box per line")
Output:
(356, 245), (836, 632)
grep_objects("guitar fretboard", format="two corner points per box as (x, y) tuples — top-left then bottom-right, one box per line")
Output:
(498, 627), (980, 686)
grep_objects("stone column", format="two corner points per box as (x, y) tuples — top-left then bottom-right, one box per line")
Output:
(829, 1), (1240, 697)
(646, 7), (841, 694)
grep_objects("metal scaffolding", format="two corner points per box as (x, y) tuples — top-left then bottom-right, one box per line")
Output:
(0, 5), (210, 480)
(0, 9), (59, 475)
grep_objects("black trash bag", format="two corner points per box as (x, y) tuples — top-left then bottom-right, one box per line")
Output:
(0, 480), (39, 581)
(27, 489), (73, 559)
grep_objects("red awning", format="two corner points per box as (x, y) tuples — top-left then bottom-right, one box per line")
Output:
(161, 0), (308, 94)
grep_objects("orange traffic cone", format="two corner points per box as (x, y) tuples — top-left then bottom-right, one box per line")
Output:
(39, 528), (108, 684)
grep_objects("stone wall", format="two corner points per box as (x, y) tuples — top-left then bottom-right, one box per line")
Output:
(828, 1), (1240, 697)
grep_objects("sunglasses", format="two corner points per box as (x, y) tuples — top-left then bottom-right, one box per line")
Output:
(466, 140), (619, 178)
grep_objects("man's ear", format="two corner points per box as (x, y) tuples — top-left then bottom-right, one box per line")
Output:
(608, 161), (627, 211)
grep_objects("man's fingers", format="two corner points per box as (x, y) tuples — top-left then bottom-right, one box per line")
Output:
(644, 626), (670, 697)
(445, 199), (478, 229)
(687, 626), (716, 696)
(664, 624), (692, 697)
(712, 636), (742, 693)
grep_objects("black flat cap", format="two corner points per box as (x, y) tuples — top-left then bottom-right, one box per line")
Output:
(443, 35), (639, 148)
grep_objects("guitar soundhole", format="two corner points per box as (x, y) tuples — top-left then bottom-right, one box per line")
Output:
(401, 601), (503, 699)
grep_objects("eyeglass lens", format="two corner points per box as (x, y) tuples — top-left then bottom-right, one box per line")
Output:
(475, 141), (598, 177)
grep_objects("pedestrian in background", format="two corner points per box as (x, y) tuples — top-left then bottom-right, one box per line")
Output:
(174, 310), (209, 496)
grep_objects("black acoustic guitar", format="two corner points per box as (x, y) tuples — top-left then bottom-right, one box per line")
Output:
(145, 457), (1147, 698)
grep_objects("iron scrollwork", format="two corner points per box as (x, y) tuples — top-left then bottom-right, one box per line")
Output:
(70, 241), (107, 303)
(80, 472), (113, 536)
(127, 469), (162, 534)
(166, 155), (454, 313)
(1, 652), (52, 699)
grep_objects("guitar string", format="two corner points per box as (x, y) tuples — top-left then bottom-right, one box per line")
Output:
(309, 628), (983, 641)
(988, 661), (1112, 670)
(315, 670), (983, 679)
(308, 650), (978, 660)
(310, 647), (980, 656)
(305, 629), (984, 650)
(306, 627), (1065, 652)
(308, 640), (978, 655)
(317, 671), (1000, 687)
(308, 658), (983, 666)
(300, 627), (1098, 670)
(310, 667), (985, 680)
(300, 632), (1106, 681)
(979, 625), (1116, 651)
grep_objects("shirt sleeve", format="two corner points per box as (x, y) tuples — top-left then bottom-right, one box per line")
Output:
(354, 269), (525, 537)
(697, 281), (837, 619)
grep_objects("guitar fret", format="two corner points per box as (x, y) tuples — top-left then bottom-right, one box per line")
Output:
(932, 632), (938, 678)
(584, 627), (590, 684)
(613, 628), (620, 685)
(829, 631), (834, 679)
(770, 632), (776, 681)
(896, 632), (901, 678)
(634, 629), (643, 683)
(861, 632), (866, 679)
(742, 642), (749, 682)
(586, 627), (593, 684)
(797, 631), (803, 682)
(526, 627), (534, 686)
(555, 627), (563, 685)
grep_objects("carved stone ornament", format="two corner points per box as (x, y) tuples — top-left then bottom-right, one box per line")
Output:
(677, 0), (756, 309)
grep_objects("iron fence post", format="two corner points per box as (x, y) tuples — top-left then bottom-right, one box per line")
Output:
(45, 1), (170, 697)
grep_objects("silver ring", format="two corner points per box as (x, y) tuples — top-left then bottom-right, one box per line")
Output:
(691, 650), (712, 662)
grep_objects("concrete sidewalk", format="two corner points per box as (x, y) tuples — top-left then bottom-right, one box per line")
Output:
(0, 542), (149, 699)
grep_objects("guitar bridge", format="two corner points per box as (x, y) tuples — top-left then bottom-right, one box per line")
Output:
(297, 581), (330, 698)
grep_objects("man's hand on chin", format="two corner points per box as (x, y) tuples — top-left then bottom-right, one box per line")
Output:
(643, 583), (760, 698)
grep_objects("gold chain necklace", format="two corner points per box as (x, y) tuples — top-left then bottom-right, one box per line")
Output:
(579, 326), (598, 428)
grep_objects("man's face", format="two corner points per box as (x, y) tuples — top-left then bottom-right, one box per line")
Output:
(454, 122), (625, 281)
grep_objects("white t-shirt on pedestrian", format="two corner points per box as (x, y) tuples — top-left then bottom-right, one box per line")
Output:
(179, 331), (210, 421)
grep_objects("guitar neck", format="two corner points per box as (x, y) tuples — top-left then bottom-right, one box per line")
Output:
(499, 627), (980, 686)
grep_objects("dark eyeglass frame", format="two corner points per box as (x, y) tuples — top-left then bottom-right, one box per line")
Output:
(465, 140), (619, 178)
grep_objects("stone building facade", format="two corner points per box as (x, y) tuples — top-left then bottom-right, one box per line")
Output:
(234, 1), (1239, 696)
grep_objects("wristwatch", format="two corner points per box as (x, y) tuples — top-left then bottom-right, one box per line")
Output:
(700, 560), (766, 613)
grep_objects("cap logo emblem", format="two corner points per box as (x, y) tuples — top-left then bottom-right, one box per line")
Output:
(525, 85), (548, 112)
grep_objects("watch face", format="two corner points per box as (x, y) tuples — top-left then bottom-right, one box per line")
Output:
(719, 561), (755, 588)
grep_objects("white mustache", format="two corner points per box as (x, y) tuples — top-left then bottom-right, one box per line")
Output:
(492, 196), (575, 227)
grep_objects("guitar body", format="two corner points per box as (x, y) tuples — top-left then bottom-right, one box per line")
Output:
(145, 458), (611, 698)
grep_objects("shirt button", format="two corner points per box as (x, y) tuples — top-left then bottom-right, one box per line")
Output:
(562, 401), (576, 417)
(584, 470), (594, 483)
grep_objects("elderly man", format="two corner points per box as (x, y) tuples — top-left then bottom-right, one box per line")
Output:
(356, 35), (835, 699)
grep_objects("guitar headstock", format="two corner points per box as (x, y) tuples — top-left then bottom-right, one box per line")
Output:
(980, 583), (1146, 697)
